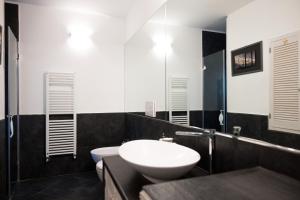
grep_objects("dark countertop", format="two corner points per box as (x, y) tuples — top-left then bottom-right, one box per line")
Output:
(143, 167), (300, 200)
(103, 156), (300, 200)
(103, 156), (208, 200)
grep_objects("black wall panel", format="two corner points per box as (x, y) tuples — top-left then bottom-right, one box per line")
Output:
(19, 113), (126, 180)
(227, 113), (300, 149)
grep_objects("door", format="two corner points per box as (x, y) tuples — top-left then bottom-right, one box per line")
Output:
(203, 50), (226, 132)
(7, 27), (19, 197)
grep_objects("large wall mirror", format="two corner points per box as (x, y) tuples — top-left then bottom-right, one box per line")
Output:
(125, 0), (300, 149)
(125, 6), (167, 119)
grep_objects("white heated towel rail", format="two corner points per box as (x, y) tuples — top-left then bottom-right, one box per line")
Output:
(169, 77), (189, 126)
(45, 73), (76, 162)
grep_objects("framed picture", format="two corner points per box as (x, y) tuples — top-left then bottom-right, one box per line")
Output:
(0, 26), (2, 65)
(231, 41), (263, 76)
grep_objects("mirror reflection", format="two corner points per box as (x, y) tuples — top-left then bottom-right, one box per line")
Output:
(125, 0), (300, 149)
(125, 6), (167, 119)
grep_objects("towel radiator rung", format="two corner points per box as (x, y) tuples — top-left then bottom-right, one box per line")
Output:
(45, 72), (77, 162)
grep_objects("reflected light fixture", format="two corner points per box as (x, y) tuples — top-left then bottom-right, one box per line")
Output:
(152, 5), (172, 56)
(152, 33), (173, 56)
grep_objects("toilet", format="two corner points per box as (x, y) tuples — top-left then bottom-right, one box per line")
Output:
(90, 146), (120, 181)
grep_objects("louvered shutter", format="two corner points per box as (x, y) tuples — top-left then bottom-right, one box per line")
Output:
(269, 31), (300, 134)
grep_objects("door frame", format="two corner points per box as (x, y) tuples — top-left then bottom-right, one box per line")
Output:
(202, 49), (227, 132)
(5, 3), (20, 198)
(5, 26), (20, 198)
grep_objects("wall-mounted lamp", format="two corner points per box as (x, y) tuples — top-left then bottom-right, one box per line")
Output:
(68, 25), (93, 50)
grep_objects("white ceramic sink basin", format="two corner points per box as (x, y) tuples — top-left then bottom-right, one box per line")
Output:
(119, 140), (200, 182)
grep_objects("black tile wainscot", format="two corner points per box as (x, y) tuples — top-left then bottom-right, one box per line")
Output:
(128, 110), (203, 128)
(9, 112), (300, 200)
(214, 133), (300, 180)
(19, 113), (126, 180)
(125, 113), (300, 179)
(0, 119), (8, 199)
(227, 112), (300, 149)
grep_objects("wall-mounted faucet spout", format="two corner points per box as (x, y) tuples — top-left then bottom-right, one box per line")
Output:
(175, 128), (215, 137)
(175, 129), (215, 175)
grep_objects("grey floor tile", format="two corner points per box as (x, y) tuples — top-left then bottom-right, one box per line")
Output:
(12, 171), (103, 200)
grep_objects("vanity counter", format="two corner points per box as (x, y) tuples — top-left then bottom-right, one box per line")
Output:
(142, 167), (300, 200)
(103, 156), (300, 200)
(103, 156), (208, 200)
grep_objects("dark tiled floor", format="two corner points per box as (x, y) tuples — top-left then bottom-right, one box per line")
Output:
(12, 171), (103, 200)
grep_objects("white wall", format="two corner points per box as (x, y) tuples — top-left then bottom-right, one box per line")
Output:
(0, 0), (4, 120)
(166, 25), (203, 111)
(125, 21), (203, 112)
(125, 22), (166, 112)
(227, 0), (300, 115)
(126, 0), (167, 41)
(19, 3), (125, 114)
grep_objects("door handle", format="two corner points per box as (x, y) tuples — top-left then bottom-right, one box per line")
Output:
(7, 115), (14, 138)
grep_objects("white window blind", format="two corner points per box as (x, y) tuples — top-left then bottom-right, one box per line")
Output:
(269, 31), (300, 134)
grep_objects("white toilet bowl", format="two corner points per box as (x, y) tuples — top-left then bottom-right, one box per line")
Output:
(90, 146), (119, 180)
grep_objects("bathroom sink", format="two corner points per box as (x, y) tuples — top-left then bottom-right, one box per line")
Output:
(119, 140), (200, 183)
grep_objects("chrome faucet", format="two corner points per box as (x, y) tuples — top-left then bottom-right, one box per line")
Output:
(175, 128), (215, 175)
(175, 128), (215, 137)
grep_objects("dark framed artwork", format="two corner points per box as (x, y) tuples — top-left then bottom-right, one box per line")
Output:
(0, 26), (2, 65)
(231, 41), (263, 76)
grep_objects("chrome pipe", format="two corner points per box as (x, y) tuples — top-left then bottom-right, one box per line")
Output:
(175, 131), (204, 137)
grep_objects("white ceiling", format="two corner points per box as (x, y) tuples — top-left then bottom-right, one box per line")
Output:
(8, 0), (254, 30)
(7, 0), (136, 17)
(157, 0), (254, 31)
